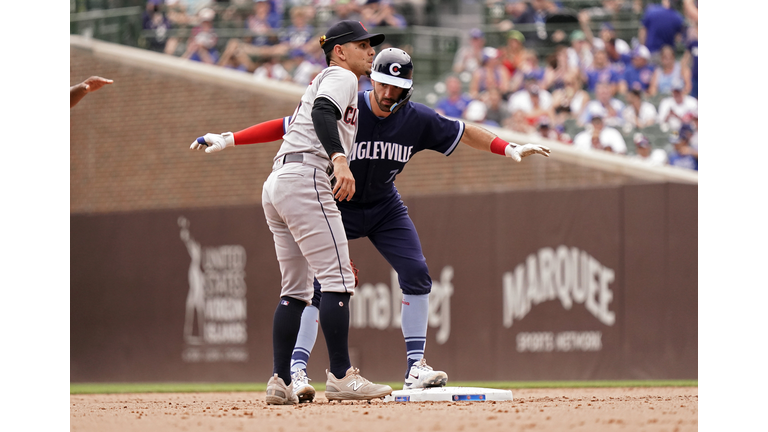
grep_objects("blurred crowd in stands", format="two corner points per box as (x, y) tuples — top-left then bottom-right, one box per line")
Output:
(140, 0), (698, 171)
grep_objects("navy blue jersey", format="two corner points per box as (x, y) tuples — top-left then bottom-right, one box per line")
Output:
(282, 91), (465, 203)
(347, 90), (465, 203)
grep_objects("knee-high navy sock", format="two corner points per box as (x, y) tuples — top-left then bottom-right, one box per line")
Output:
(319, 292), (351, 379)
(272, 296), (306, 385)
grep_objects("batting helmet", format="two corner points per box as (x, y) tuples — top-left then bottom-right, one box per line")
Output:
(370, 48), (414, 113)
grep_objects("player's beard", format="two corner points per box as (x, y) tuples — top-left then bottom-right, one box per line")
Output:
(373, 87), (398, 113)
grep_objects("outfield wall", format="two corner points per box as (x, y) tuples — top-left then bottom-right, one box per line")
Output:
(70, 183), (697, 383)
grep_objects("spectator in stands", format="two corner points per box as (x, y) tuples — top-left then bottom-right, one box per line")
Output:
(631, 133), (668, 166)
(482, 88), (511, 127)
(217, 38), (255, 72)
(639, 0), (686, 60)
(504, 110), (536, 135)
(551, 73), (590, 129)
(648, 45), (684, 97)
(245, 0), (280, 48)
(566, 30), (593, 74)
(509, 50), (545, 94)
(361, 0), (407, 28)
(578, 11), (630, 65)
(573, 106), (627, 154)
(435, 75), (474, 118)
(657, 78), (698, 132)
(682, 0), (698, 24)
(70, 76), (113, 108)
(453, 28), (486, 75)
(499, 30), (528, 78)
(618, 45), (654, 96)
(666, 123), (697, 170)
(580, 82), (624, 128)
(277, 5), (315, 57)
(506, 0), (558, 49)
(582, 49), (621, 94)
(621, 86), (658, 130)
(541, 44), (575, 93)
(469, 47), (511, 99)
(326, 0), (362, 28)
(253, 55), (291, 81)
(508, 74), (554, 127)
(535, 116), (560, 141)
(464, 99), (500, 127)
(165, 0), (193, 28)
(681, 26), (698, 99)
(688, 107), (698, 153)
(143, 1), (175, 53)
(287, 45), (324, 86)
(181, 8), (220, 64)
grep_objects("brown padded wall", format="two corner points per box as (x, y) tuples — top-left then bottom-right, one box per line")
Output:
(71, 184), (697, 382)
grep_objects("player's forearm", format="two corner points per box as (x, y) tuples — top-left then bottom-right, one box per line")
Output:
(70, 83), (88, 108)
(461, 123), (507, 153)
(233, 118), (287, 145)
(311, 97), (346, 159)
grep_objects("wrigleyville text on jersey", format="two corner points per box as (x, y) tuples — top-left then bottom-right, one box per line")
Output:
(348, 140), (414, 164)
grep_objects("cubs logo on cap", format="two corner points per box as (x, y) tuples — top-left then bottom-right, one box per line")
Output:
(370, 48), (413, 89)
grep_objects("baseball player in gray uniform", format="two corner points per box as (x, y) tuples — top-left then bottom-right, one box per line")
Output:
(191, 20), (392, 404)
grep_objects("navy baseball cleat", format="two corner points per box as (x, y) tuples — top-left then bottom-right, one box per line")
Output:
(403, 358), (448, 389)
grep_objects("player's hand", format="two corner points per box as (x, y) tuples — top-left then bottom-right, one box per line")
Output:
(331, 155), (355, 201)
(190, 132), (234, 153)
(506, 143), (551, 162)
(83, 76), (113, 93)
(351, 260), (360, 287)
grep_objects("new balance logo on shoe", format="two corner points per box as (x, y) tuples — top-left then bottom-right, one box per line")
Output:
(347, 380), (363, 391)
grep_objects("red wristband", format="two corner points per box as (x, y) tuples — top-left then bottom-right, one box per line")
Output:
(233, 118), (285, 145)
(490, 137), (509, 155)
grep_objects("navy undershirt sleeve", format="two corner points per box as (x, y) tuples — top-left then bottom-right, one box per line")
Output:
(311, 97), (346, 158)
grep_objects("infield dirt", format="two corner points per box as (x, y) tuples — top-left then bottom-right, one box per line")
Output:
(70, 386), (697, 431)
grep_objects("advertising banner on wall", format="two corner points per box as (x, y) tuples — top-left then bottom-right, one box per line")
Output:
(70, 184), (697, 383)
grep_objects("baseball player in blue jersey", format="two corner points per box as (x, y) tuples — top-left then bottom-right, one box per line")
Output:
(193, 48), (550, 403)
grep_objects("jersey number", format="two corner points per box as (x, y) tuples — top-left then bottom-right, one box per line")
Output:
(385, 169), (399, 183)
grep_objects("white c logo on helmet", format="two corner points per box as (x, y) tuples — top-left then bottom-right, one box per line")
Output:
(389, 63), (402, 76)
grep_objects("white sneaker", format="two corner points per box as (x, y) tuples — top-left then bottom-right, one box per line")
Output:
(403, 358), (448, 389)
(266, 374), (299, 405)
(291, 369), (316, 403)
(325, 367), (392, 401)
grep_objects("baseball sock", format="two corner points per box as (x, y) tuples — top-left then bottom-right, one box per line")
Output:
(319, 292), (352, 380)
(272, 296), (306, 385)
(290, 305), (319, 373)
(401, 293), (429, 378)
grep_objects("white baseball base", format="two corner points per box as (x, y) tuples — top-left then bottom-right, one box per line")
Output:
(382, 387), (513, 403)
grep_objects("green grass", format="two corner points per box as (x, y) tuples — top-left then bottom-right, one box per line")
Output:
(70, 380), (697, 395)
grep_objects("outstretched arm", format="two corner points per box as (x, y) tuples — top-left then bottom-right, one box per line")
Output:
(190, 117), (289, 152)
(70, 76), (113, 108)
(460, 123), (550, 162)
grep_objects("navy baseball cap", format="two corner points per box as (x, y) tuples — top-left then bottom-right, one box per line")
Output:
(320, 20), (385, 54)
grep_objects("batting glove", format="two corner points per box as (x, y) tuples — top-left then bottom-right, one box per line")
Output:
(190, 132), (235, 153)
(505, 143), (551, 162)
